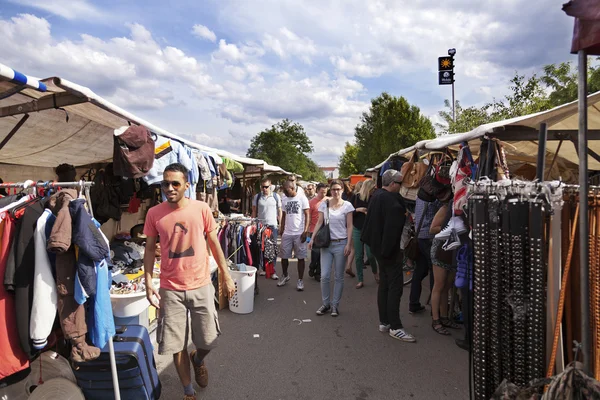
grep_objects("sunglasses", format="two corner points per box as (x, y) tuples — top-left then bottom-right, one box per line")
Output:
(262, 186), (270, 189)
(161, 180), (182, 189)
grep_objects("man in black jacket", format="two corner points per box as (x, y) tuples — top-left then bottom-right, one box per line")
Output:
(362, 169), (416, 343)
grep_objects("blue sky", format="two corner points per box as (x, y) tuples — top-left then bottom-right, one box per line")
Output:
(0, 0), (576, 166)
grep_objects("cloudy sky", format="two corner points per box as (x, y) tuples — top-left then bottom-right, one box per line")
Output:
(0, 0), (576, 166)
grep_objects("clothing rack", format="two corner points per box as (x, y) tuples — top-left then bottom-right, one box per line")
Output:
(0, 180), (120, 399)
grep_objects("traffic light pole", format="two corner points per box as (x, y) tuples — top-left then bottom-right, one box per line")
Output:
(452, 80), (455, 123)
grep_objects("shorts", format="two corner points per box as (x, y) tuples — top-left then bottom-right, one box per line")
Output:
(280, 234), (307, 259)
(157, 284), (221, 355)
(430, 239), (456, 271)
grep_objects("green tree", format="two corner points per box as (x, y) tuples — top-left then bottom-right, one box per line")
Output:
(349, 92), (435, 172)
(436, 100), (494, 135)
(247, 119), (326, 181)
(338, 142), (359, 177)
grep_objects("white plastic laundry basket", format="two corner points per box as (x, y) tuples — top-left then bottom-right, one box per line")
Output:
(228, 266), (257, 314)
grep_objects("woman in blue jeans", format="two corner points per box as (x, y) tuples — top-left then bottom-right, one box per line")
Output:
(308, 180), (354, 317)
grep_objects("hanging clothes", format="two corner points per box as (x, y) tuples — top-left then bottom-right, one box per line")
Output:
(0, 216), (29, 380)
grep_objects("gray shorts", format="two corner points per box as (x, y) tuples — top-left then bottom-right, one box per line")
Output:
(157, 284), (221, 355)
(280, 234), (307, 259)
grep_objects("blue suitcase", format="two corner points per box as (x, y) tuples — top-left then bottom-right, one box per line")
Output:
(73, 325), (162, 399)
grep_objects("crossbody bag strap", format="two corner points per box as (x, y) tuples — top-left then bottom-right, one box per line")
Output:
(325, 200), (330, 224)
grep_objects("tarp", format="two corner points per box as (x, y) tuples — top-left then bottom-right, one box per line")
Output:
(0, 63), (273, 170)
(368, 90), (600, 172)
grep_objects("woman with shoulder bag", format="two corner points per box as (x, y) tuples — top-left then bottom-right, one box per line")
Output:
(309, 180), (354, 317)
(429, 201), (461, 335)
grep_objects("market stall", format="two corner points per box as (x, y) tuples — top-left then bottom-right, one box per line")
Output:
(0, 62), (292, 399)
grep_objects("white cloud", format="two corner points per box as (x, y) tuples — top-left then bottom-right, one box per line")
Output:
(192, 24), (217, 42)
(211, 39), (244, 63)
(8, 0), (105, 21)
(263, 27), (317, 64)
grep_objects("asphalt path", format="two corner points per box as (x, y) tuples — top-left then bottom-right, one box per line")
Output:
(156, 260), (470, 400)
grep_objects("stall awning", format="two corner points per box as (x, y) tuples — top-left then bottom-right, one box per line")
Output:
(0, 63), (279, 171)
(368, 90), (600, 172)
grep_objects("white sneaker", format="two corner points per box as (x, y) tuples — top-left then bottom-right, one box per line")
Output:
(277, 275), (290, 287)
(271, 273), (279, 280)
(379, 324), (391, 332)
(296, 279), (304, 291)
(442, 229), (462, 251)
(435, 216), (467, 240)
(259, 270), (266, 276)
(389, 328), (416, 342)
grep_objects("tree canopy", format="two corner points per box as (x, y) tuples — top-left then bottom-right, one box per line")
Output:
(247, 119), (326, 182)
(339, 92), (435, 176)
(437, 60), (600, 135)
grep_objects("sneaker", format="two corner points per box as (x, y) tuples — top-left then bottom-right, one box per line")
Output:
(442, 229), (462, 251)
(435, 216), (468, 240)
(271, 273), (279, 280)
(379, 323), (391, 332)
(277, 275), (290, 286)
(296, 279), (304, 291)
(331, 306), (339, 317)
(189, 350), (208, 388)
(316, 305), (330, 315)
(259, 270), (266, 276)
(389, 328), (416, 342)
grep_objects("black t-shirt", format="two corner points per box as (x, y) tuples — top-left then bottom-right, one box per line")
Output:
(350, 194), (369, 230)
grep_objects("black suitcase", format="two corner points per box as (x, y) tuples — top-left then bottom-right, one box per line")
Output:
(73, 325), (161, 399)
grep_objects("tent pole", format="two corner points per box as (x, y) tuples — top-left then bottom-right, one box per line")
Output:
(577, 49), (591, 374)
(536, 122), (547, 181)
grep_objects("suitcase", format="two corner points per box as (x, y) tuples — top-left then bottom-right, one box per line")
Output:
(73, 325), (161, 400)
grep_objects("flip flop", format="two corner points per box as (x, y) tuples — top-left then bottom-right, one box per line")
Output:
(345, 269), (355, 278)
(355, 282), (364, 289)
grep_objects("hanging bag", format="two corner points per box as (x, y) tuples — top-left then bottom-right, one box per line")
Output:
(404, 202), (429, 260)
(400, 152), (428, 201)
(417, 156), (440, 202)
(312, 200), (331, 249)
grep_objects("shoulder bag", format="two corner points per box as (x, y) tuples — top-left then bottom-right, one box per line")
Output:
(400, 152), (428, 201)
(404, 202), (429, 260)
(313, 200), (331, 249)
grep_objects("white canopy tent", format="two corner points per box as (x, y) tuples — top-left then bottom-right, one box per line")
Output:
(367, 91), (600, 176)
(0, 63), (281, 173)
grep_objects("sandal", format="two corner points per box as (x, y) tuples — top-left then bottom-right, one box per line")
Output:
(345, 269), (355, 278)
(441, 317), (462, 329)
(355, 282), (364, 289)
(432, 319), (450, 335)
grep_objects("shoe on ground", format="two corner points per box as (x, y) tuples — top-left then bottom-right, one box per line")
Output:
(316, 305), (330, 315)
(389, 328), (416, 342)
(183, 392), (196, 400)
(259, 270), (266, 276)
(277, 275), (290, 286)
(271, 273), (279, 280)
(189, 350), (208, 388)
(379, 323), (391, 332)
(455, 338), (470, 351)
(315, 274), (321, 282)
(331, 306), (339, 317)
(409, 305), (426, 314)
(296, 279), (304, 291)
(308, 267), (315, 277)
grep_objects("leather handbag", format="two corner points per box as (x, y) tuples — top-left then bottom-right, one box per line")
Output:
(400, 152), (428, 201)
(312, 200), (331, 249)
(404, 202), (429, 260)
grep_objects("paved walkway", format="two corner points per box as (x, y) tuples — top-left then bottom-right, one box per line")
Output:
(156, 260), (469, 399)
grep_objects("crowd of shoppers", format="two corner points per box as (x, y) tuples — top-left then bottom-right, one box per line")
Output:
(251, 170), (467, 348)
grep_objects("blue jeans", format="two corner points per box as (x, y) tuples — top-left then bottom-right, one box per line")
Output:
(320, 239), (347, 307)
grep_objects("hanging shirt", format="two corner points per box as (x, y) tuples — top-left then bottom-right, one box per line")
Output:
(0, 217), (29, 380)
(30, 209), (58, 350)
(143, 136), (194, 185)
